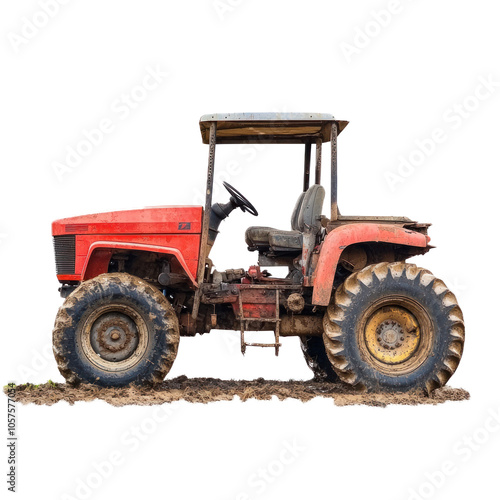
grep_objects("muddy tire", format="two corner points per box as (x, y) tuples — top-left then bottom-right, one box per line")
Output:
(299, 336), (339, 382)
(323, 262), (464, 393)
(53, 273), (179, 387)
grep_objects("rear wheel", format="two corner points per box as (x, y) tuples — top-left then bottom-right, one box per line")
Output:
(300, 336), (339, 382)
(53, 273), (179, 387)
(323, 262), (464, 393)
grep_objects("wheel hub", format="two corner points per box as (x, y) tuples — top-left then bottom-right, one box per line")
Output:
(90, 312), (139, 362)
(364, 305), (421, 365)
(377, 320), (405, 349)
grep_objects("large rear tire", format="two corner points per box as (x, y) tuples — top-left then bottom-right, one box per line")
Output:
(53, 273), (179, 387)
(323, 262), (464, 393)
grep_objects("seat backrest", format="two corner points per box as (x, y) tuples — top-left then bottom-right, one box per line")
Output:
(298, 184), (325, 233)
(290, 192), (305, 231)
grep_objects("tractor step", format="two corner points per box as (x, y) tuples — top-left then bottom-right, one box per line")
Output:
(244, 342), (283, 348)
(238, 290), (281, 356)
(239, 324), (281, 356)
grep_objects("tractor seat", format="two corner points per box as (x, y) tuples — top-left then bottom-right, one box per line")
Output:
(245, 185), (324, 253)
(245, 227), (303, 252)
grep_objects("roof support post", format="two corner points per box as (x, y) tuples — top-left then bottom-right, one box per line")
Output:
(303, 141), (311, 192)
(330, 122), (338, 221)
(192, 121), (217, 319)
(315, 138), (322, 185)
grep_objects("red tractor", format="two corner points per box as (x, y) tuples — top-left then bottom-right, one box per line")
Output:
(52, 113), (464, 392)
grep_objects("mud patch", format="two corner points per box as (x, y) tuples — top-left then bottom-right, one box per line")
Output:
(5, 377), (469, 407)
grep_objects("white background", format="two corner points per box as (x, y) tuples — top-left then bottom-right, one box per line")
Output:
(1, 1), (499, 499)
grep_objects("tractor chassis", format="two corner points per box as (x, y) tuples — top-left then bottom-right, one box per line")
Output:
(188, 272), (324, 355)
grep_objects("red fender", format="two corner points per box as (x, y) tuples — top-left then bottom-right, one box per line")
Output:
(311, 224), (430, 306)
(82, 241), (198, 287)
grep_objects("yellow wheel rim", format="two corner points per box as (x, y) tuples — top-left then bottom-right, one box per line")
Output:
(364, 305), (420, 365)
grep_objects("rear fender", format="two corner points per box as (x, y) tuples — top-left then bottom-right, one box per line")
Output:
(82, 241), (198, 287)
(312, 224), (429, 306)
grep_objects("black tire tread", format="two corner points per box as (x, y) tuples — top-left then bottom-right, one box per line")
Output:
(299, 336), (339, 382)
(52, 273), (179, 386)
(323, 262), (465, 393)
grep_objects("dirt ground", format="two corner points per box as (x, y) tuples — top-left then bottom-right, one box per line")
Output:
(6, 376), (470, 407)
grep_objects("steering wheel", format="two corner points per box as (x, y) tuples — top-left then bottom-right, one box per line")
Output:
(223, 181), (259, 216)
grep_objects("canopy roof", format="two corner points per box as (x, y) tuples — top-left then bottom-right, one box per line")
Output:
(199, 113), (348, 144)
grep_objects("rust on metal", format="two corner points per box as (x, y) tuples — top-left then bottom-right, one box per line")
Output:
(311, 223), (430, 306)
(315, 138), (322, 185)
(286, 293), (305, 313)
(238, 288), (282, 355)
(192, 121), (217, 319)
(330, 121), (338, 221)
(199, 113), (349, 144)
(303, 141), (311, 191)
(279, 315), (322, 336)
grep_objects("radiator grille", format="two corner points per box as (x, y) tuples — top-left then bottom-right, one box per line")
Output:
(53, 235), (76, 275)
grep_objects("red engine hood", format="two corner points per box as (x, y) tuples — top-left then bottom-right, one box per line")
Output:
(52, 206), (203, 236)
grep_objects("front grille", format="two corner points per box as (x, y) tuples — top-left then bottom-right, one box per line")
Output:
(53, 235), (76, 275)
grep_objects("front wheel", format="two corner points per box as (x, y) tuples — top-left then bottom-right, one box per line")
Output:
(53, 273), (179, 387)
(323, 262), (465, 393)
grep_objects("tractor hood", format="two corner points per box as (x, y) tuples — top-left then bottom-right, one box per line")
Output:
(52, 206), (203, 236)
